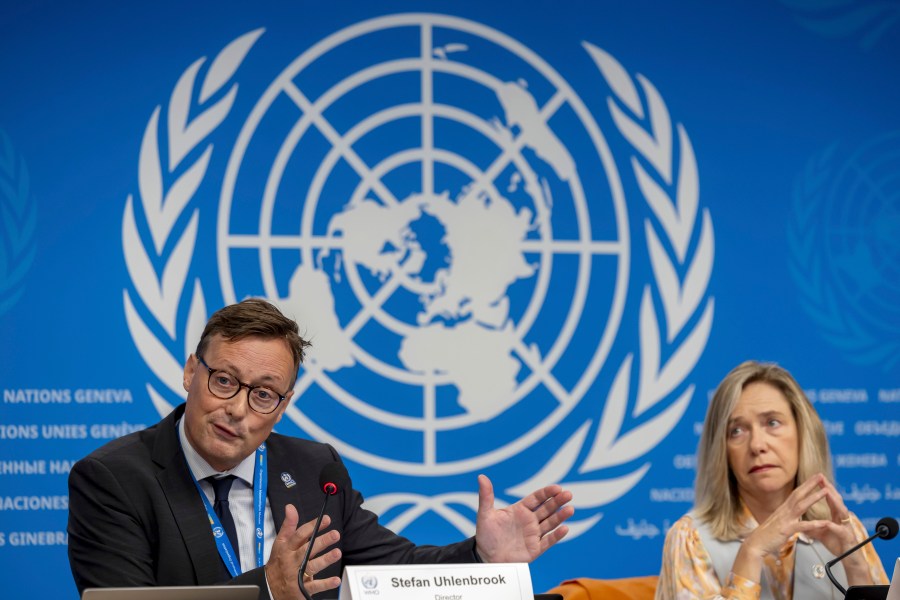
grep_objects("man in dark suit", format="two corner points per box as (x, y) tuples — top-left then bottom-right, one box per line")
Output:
(68, 298), (574, 599)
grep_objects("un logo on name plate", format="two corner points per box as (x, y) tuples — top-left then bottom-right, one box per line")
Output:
(123, 13), (714, 538)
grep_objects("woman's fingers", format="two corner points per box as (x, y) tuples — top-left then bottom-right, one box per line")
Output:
(785, 486), (828, 519)
(794, 474), (856, 530)
(797, 473), (827, 492)
(794, 519), (834, 535)
(750, 478), (828, 555)
(748, 475), (863, 561)
(798, 519), (860, 556)
(818, 478), (853, 524)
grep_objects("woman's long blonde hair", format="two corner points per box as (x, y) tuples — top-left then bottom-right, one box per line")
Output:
(694, 361), (833, 539)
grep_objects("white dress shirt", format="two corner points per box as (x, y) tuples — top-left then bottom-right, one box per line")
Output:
(177, 417), (277, 574)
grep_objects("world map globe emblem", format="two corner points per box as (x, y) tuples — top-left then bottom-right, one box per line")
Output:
(218, 14), (629, 476)
(820, 134), (900, 336)
(790, 132), (900, 369)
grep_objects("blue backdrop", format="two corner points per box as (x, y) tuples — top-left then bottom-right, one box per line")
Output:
(1, 1), (899, 598)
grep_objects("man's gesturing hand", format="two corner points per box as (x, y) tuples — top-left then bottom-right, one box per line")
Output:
(474, 474), (574, 563)
(265, 504), (342, 600)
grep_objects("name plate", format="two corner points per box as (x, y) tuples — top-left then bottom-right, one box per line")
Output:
(338, 563), (534, 600)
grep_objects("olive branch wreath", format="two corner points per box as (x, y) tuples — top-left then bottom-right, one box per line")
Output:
(778, 0), (900, 51)
(122, 29), (263, 415)
(122, 30), (714, 541)
(0, 130), (38, 316)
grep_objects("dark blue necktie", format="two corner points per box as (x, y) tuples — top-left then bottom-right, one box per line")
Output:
(208, 475), (241, 567)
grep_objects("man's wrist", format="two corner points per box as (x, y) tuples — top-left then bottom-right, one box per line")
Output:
(263, 564), (277, 600)
(472, 541), (484, 563)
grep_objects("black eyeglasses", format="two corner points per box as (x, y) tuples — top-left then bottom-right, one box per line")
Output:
(197, 356), (288, 414)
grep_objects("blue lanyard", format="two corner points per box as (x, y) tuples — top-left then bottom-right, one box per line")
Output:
(187, 443), (268, 576)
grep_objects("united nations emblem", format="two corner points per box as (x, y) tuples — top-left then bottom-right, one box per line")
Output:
(789, 133), (900, 370)
(123, 14), (714, 539)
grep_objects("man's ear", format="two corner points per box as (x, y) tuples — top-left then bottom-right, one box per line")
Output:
(183, 354), (196, 393)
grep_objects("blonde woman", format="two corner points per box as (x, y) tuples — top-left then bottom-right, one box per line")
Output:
(656, 361), (887, 599)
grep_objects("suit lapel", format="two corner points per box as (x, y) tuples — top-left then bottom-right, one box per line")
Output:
(153, 405), (227, 584)
(267, 437), (302, 530)
(149, 413), (323, 580)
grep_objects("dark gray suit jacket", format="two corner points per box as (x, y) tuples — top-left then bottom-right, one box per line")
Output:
(68, 404), (477, 599)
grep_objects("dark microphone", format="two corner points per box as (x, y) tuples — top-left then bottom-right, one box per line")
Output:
(298, 462), (349, 600)
(824, 516), (898, 595)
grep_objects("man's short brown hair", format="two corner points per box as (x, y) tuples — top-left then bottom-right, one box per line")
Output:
(195, 298), (311, 381)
